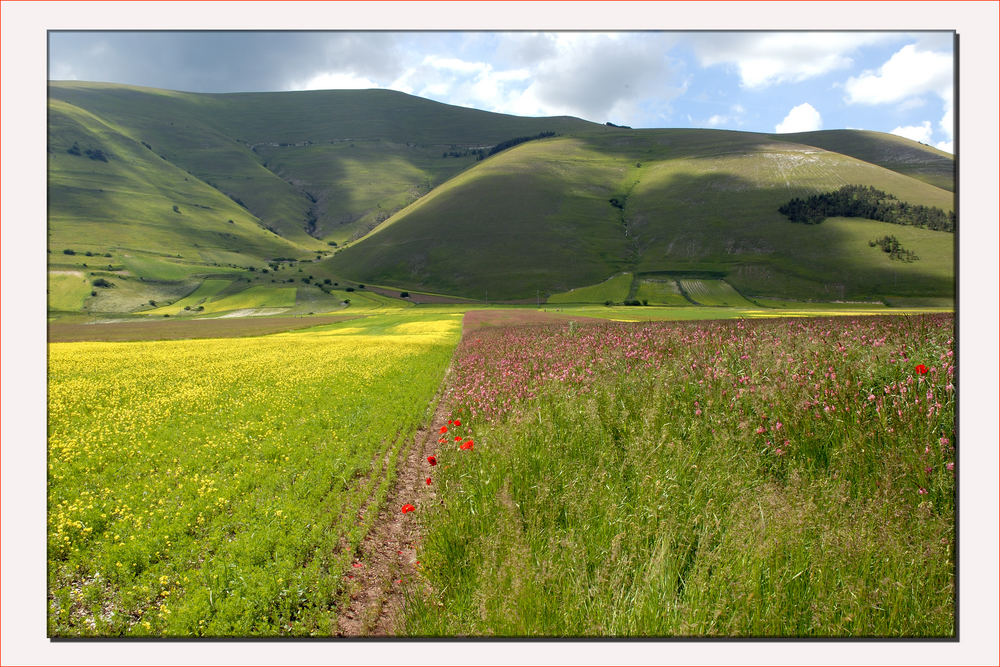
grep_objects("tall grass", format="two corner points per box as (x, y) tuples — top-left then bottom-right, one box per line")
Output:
(405, 314), (955, 636)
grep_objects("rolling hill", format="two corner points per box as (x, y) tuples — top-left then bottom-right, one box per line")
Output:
(47, 82), (954, 314)
(329, 130), (954, 301)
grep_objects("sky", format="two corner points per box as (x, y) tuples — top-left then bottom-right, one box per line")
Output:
(48, 30), (955, 152)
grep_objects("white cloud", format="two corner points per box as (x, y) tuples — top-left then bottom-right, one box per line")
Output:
(48, 63), (78, 81)
(692, 32), (891, 88)
(775, 103), (822, 133)
(387, 33), (682, 126)
(844, 44), (952, 105)
(938, 104), (954, 140)
(935, 140), (954, 154)
(890, 121), (933, 144)
(703, 104), (746, 129)
(290, 72), (380, 91)
(424, 55), (490, 75)
(844, 44), (953, 148)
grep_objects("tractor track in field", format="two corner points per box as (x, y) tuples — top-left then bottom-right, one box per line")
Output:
(334, 309), (598, 636)
(334, 376), (453, 636)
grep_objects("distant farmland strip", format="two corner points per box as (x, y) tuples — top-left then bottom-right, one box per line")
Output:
(547, 273), (633, 304)
(48, 314), (359, 342)
(634, 278), (690, 306)
(677, 279), (758, 307)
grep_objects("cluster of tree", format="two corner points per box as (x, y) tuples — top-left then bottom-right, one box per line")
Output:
(66, 143), (109, 162)
(869, 235), (919, 262)
(605, 121), (633, 129)
(486, 131), (556, 157)
(441, 146), (486, 160)
(605, 299), (648, 306)
(778, 185), (954, 232)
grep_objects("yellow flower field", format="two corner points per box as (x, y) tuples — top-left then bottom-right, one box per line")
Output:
(47, 311), (461, 636)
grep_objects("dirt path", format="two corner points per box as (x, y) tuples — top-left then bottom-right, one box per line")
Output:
(333, 309), (602, 635)
(334, 385), (453, 636)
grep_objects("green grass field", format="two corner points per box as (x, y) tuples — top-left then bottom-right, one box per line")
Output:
(194, 285), (297, 315)
(145, 279), (233, 315)
(547, 273), (634, 304)
(48, 271), (93, 312)
(633, 278), (690, 305)
(47, 311), (462, 636)
(678, 279), (759, 307)
(405, 313), (955, 636)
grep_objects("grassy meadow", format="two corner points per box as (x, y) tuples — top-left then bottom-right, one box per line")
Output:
(405, 313), (955, 636)
(47, 311), (462, 636)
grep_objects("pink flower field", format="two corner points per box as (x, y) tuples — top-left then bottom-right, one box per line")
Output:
(408, 313), (955, 636)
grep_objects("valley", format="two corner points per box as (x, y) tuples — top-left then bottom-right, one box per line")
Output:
(45, 82), (956, 639)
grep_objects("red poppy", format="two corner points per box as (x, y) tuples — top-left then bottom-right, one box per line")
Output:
(425, 477), (432, 485)
(460, 440), (474, 450)
(915, 364), (929, 375)
(454, 436), (461, 441)
(448, 419), (454, 425)
(438, 438), (446, 443)
(427, 455), (437, 466)
(401, 504), (416, 514)
(439, 425), (448, 434)
(454, 419), (461, 427)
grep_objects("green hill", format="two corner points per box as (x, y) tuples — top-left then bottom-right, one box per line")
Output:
(778, 129), (954, 191)
(47, 82), (954, 313)
(49, 82), (606, 245)
(329, 129), (954, 302)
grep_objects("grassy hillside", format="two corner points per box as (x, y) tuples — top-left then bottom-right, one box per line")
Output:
(779, 129), (954, 191)
(48, 83), (954, 311)
(330, 129), (954, 301)
(49, 82), (607, 246)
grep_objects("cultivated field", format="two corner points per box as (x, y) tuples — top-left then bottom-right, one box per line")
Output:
(46, 304), (955, 637)
(634, 278), (690, 306)
(547, 273), (634, 304)
(47, 311), (462, 636)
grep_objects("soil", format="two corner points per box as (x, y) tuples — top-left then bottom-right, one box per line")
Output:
(334, 386), (452, 636)
(364, 285), (478, 304)
(333, 308), (601, 635)
(462, 308), (603, 332)
(47, 313), (359, 343)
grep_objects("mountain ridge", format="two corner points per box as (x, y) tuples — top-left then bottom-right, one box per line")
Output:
(47, 82), (954, 312)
